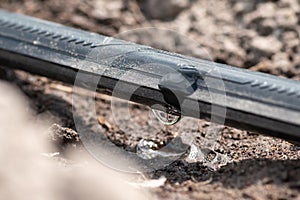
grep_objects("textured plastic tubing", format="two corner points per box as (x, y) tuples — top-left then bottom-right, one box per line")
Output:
(0, 10), (299, 144)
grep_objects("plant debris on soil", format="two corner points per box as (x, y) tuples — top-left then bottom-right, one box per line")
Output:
(1, 0), (300, 199)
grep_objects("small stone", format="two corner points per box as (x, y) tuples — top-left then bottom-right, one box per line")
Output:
(272, 52), (293, 75)
(258, 18), (276, 36)
(91, 0), (123, 20)
(141, 0), (190, 20)
(250, 59), (272, 72)
(243, 2), (276, 25)
(282, 31), (300, 50)
(233, 1), (256, 15)
(278, 0), (300, 12)
(223, 38), (245, 57)
(275, 9), (298, 29)
(250, 36), (282, 57)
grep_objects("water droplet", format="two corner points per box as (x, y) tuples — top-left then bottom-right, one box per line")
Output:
(151, 109), (181, 126)
(186, 144), (229, 170)
(136, 138), (189, 160)
(33, 40), (39, 45)
(136, 139), (159, 160)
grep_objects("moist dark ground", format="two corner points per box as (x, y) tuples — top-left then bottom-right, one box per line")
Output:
(1, 0), (300, 199)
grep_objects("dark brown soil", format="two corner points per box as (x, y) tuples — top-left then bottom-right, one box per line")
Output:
(1, 0), (300, 199)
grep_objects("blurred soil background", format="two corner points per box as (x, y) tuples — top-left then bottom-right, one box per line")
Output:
(0, 0), (300, 199)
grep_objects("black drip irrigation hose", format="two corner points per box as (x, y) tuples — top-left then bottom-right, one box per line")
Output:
(0, 10), (299, 144)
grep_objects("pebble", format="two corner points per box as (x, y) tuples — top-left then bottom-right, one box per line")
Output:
(141, 0), (190, 20)
(250, 36), (282, 57)
(233, 1), (255, 14)
(275, 8), (298, 29)
(272, 52), (293, 75)
(91, 0), (123, 20)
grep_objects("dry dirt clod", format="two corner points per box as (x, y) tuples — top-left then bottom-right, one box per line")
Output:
(140, 0), (191, 20)
(98, 116), (113, 130)
(91, 0), (124, 20)
(250, 36), (282, 57)
(271, 52), (294, 75)
(48, 123), (81, 153)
